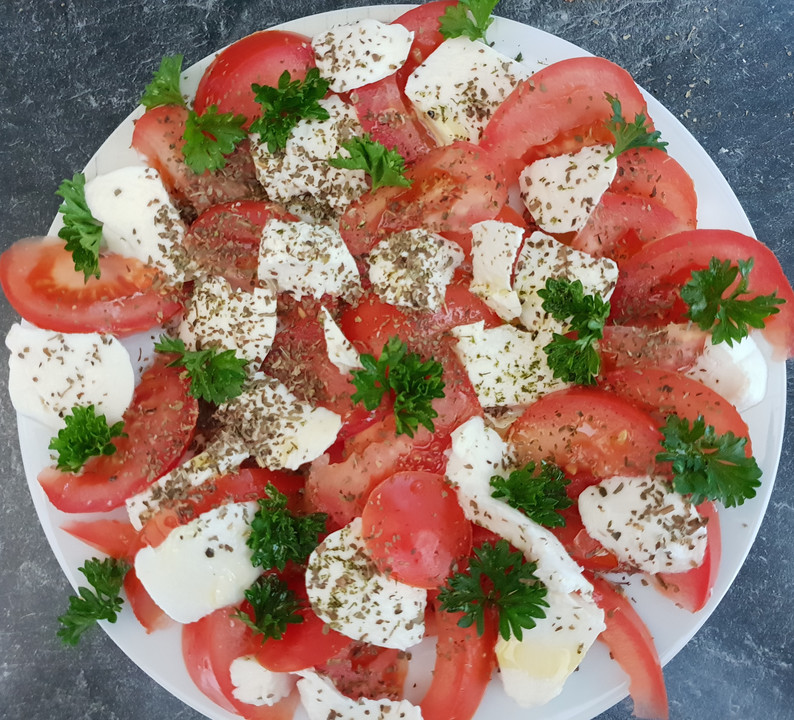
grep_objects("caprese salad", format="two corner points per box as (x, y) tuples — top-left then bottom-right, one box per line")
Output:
(3, 2), (793, 720)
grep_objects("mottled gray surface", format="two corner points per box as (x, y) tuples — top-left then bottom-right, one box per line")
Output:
(1, 1), (792, 719)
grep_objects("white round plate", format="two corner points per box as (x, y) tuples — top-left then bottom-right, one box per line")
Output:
(15, 5), (786, 720)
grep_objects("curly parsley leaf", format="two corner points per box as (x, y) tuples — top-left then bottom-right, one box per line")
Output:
(351, 336), (445, 437)
(604, 93), (668, 160)
(48, 405), (126, 473)
(681, 257), (784, 347)
(656, 414), (762, 508)
(438, 540), (548, 641)
(234, 574), (304, 641)
(246, 484), (327, 571)
(140, 54), (186, 109)
(328, 134), (412, 190)
(155, 335), (247, 405)
(439, 0), (500, 43)
(250, 68), (330, 153)
(490, 461), (572, 528)
(57, 557), (130, 646)
(538, 277), (610, 385)
(182, 106), (248, 174)
(55, 173), (104, 281)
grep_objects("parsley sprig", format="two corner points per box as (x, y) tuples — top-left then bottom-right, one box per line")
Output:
(439, 0), (500, 43)
(140, 54), (185, 109)
(57, 557), (130, 646)
(250, 68), (330, 153)
(490, 461), (572, 528)
(328, 134), (412, 190)
(155, 336), (248, 405)
(246, 484), (327, 571)
(604, 93), (668, 160)
(681, 257), (784, 346)
(234, 574), (304, 641)
(48, 405), (126, 473)
(657, 414), (762, 508)
(438, 540), (548, 641)
(55, 173), (104, 280)
(351, 337), (445, 437)
(182, 106), (248, 174)
(538, 277), (610, 385)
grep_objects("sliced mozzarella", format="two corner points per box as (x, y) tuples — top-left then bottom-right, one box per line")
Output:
(178, 275), (277, 367)
(84, 165), (188, 280)
(305, 517), (426, 650)
(319, 307), (362, 374)
(496, 589), (606, 708)
(6, 323), (134, 431)
(134, 501), (260, 624)
(297, 671), (423, 720)
(250, 95), (367, 222)
(214, 374), (342, 471)
(513, 230), (618, 333)
(312, 19), (414, 93)
(405, 36), (529, 144)
(519, 145), (617, 234)
(229, 656), (295, 707)
(368, 229), (464, 312)
(578, 475), (708, 574)
(685, 334), (768, 412)
(469, 219), (525, 321)
(449, 321), (568, 408)
(259, 218), (361, 302)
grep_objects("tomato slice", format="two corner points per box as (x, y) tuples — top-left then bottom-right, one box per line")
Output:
(551, 505), (621, 572)
(319, 642), (409, 702)
(0, 238), (182, 336)
(38, 357), (199, 513)
(194, 30), (316, 126)
(124, 567), (171, 634)
(599, 324), (707, 374)
(391, 0), (457, 82)
(61, 519), (139, 560)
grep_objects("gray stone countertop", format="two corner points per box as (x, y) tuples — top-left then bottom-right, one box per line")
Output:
(1, 1), (792, 719)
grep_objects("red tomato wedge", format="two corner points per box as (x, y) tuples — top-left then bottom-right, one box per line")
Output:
(551, 505), (621, 571)
(38, 357), (199, 513)
(391, 0), (457, 82)
(608, 229), (794, 358)
(124, 567), (171, 634)
(0, 238), (182, 336)
(599, 323), (707, 374)
(61, 519), (139, 560)
(194, 30), (316, 126)
(589, 574), (669, 720)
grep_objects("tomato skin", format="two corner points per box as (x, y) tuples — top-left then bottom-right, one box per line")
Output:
(0, 238), (183, 336)
(319, 642), (409, 702)
(38, 357), (199, 513)
(194, 30), (315, 126)
(608, 229), (794, 358)
(599, 324), (707, 374)
(361, 472), (472, 588)
(124, 567), (171, 634)
(551, 505), (621, 571)
(391, 0), (457, 82)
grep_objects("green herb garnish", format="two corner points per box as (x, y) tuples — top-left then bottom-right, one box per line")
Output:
(328, 134), (412, 190)
(490, 461), (572, 528)
(439, 0), (500, 43)
(140, 54), (186, 109)
(48, 405), (126, 473)
(234, 574), (304, 641)
(604, 93), (668, 160)
(55, 173), (104, 280)
(182, 106), (248, 174)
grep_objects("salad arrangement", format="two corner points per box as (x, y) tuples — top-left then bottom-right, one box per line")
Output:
(3, 2), (793, 720)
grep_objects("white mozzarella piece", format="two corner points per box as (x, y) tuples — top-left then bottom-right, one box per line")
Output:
(449, 321), (568, 408)
(305, 517), (426, 650)
(496, 589), (605, 708)
(250, 95), (367, 222)
(6, 323), (134, 431)
(519, 145), (617, 234)
(312, 19), (414, 93)
(134, 501), (261, 624)
(297, 671), (423, 720)
(578, 475), (708, 574)
(685, 334), (768, 412)
(368, 229), (464, 312)
(259, 218), (361, 302)
(214, 374), (342, 471)
(229, 656), (296, 707)
(513, 230), (618, 333)
(84, 165), (188, 280)
(469, 220), (525, 321)
(178, 275), (277, 367)
(405, 36), (529, 144)
(447, 417), (594, 597)
(319, 307), (362, 374)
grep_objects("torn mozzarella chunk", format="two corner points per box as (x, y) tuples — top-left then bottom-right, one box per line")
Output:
(312, 19), (414, 93)
(6, 323), (134, 431)
(578, 475), (708, 574)
(519, 145), (617, 234)
(319, 307), (361, 374)
(469, 219), (525, 321)
(306, 517), (426, 650)
(229, 656), (296, 707)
